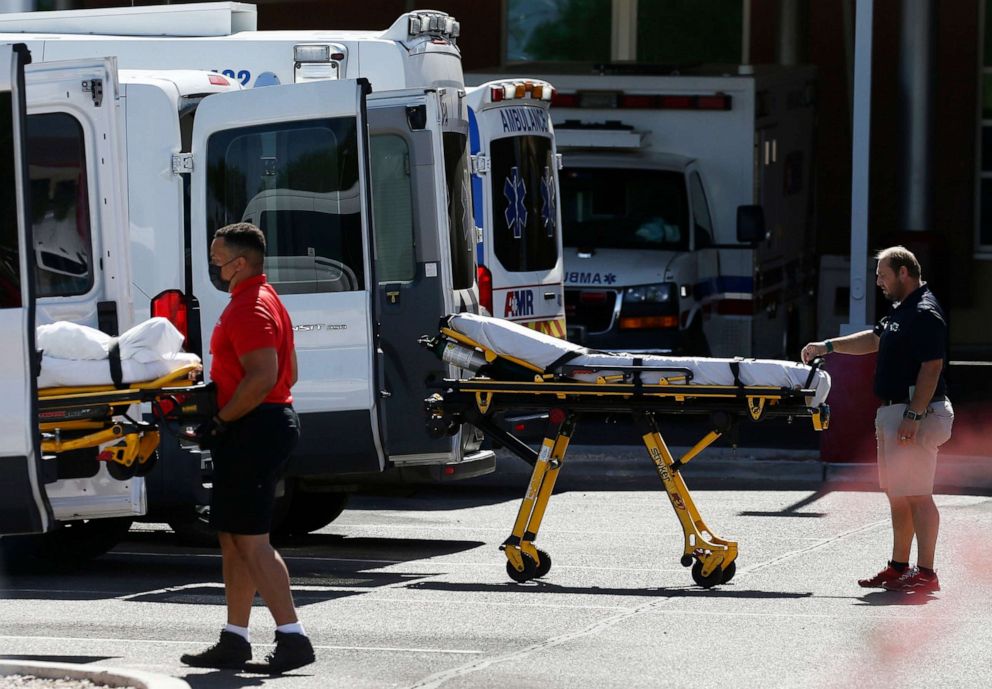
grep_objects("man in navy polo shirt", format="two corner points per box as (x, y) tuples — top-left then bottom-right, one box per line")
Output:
(802, 246), (953, 593)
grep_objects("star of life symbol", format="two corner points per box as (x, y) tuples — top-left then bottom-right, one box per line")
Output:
(540, 165), (556, 238)
(503, 166), (528, 239)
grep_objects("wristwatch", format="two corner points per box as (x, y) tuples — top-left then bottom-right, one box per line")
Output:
(903, 409), (925, 421)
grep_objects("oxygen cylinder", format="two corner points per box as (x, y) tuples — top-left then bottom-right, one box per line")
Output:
(439, 341), (487, 372)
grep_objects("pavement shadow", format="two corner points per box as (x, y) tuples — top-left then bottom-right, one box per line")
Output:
(854, 590), (938, 606)
(183, 669), (267, 688)
(405, 580), (814, 600)
(0, 535), (485, 605)
(0, 655), (113, 664)
(738, 488), (832, 518)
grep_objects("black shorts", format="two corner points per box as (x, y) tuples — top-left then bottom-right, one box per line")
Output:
(209, 404), (300, 535)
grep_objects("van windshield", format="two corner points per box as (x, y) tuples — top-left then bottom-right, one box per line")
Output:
(442, 132), (475, 290)
(560, 167), (689, 251)
(489, 134), (559, 272)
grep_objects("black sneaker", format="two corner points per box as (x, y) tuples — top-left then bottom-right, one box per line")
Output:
(246, 631), (315, 674)
(180, 631), (251, 669)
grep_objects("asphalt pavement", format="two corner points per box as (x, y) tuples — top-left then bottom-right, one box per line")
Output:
(2, 481), (991, 689)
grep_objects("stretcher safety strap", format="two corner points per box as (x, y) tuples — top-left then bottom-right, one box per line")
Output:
(108, 339), (125, 389)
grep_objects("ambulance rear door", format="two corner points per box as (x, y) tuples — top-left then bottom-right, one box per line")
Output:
(469, 88), (565, 337)
(0, 44), (53, 535)
(366, 89), (460, 465)
(189, 78), (387, 474)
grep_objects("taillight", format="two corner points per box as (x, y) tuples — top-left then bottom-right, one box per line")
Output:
(151, 289), (189, 346)
(618, 315), (679, 330)
(551, 92), (579, 108)
(477, 265), (493, 315)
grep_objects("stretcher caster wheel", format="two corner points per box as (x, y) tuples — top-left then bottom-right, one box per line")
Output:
(720, 561), (737, 584)
(680, 555), (694, 567)
(534, 549), (552, 578)
(106, 460), (139, 481)
(691, 561), (723, 588)
(506, 554), (538, 583)
(135, 451), (158, 477)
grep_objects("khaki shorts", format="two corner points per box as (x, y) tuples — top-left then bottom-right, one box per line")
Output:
(875, 400), (954, 497)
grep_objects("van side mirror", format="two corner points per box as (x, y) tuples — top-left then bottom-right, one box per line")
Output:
(736, 205), (766, 244)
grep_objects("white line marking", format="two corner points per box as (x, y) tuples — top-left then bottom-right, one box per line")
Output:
(401, 519), (894, 689)
(0, 635), (481, 655)
(736, 519), (888, 576)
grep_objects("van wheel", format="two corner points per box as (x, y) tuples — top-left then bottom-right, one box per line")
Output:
(684, 318), (711, 357)
(274, 491), (349, 538)
(168, 491), (294, 547)
(0, 518), (132, 573)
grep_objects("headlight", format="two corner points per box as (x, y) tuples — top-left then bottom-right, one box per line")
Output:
(623, 282), (675, 303)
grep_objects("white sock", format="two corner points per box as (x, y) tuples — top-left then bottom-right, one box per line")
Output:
(276, 622), (306, 636)
(223, 623), (250, 642)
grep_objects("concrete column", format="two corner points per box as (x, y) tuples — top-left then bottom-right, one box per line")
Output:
(777, 0), (809, 65)
(898, 0), (936, 232)
(610, 0), (638, 62)
(844, 0), (874, 333)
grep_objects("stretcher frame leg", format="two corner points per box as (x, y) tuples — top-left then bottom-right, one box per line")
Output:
(501, 414), (576, 581)
(634, 412), (738, 586)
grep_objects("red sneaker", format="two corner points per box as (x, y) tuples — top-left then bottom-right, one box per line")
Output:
(858, 564), (906, 588)
(883, 568), (940, 593)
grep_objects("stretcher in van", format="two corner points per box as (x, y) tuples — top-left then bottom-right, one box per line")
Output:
(422, 313), (831, 588)
(35, 319), (213, 480)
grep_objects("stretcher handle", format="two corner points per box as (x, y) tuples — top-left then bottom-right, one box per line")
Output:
(557, 364), (694, 381)
(803, 356), (824, 390)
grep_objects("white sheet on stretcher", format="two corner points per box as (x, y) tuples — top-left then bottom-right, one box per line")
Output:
(448, 313), (831, 407)
(37, 317), (201, 389)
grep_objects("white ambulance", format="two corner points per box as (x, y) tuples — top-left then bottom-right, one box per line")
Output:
(464, 79), (565, 339)
(472, 65), (817, 359)
(0, 4), (496, 549)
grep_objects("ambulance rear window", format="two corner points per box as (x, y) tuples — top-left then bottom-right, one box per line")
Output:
(206, 117), (364, 294)
(26, 112), (93, 298)
(560, 168), (689, 251)
(489, 134), (558, 272)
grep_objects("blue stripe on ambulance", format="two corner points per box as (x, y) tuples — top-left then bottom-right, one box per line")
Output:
(468, 105), (485, 265)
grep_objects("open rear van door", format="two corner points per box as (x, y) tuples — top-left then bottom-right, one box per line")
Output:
(189, 78), (387, 474)
(0, 44), (53, 535)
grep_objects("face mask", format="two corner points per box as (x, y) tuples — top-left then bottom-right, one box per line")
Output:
(209, 255), (241, 292)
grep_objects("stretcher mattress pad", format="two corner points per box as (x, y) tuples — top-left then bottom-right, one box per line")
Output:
(37, 317), (201, 389)
(447, 313), (831, 407)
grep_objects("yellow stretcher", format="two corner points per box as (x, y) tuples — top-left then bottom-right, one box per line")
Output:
(37, 364), (213, 480)
(421, 321), (830, 589)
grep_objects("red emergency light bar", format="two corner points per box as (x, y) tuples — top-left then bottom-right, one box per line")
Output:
(551, 91), (732, 111)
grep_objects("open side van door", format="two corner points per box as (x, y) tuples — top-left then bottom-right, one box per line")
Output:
(0, 45), (53, 535)
(189, 79), (387, 474)
(367, 90), (459, 465)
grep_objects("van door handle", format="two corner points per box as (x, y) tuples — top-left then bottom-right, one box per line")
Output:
(544, 292), (556, 300)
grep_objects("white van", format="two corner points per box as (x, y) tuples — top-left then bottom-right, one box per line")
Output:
(464, 79), (565, 339)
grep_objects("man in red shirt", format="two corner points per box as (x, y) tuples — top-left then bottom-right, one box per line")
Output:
(180, 223), (314, 673)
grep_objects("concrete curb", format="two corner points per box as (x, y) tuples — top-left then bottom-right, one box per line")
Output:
(482, 446), (992, 492)
(0, 661), (189, 689)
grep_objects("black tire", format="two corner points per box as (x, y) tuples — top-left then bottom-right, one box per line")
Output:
(167, 505), (217, 547)
(135, 450), (159, 477)
(273, 491), (349, 538)
(107, 459), (140, 481)
(534, 549), (552, 578)
(691, 560), (723, 588)
(720, 560), (737, 584)
(168, 486), (294, 547)
(684, 317), (711, 357)
(1, 518), (132, 573)
(506, 553), (538, 583)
